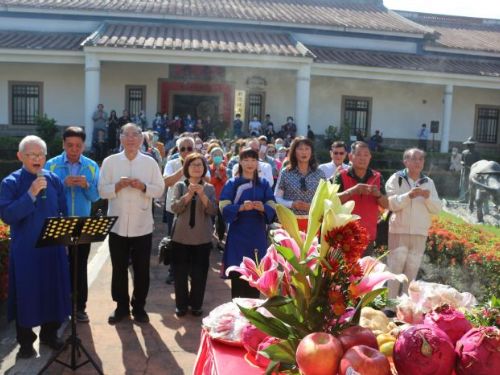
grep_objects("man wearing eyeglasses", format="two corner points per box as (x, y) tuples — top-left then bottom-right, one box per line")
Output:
(0, 135), (70, 358)
(99, 123), (164, 324)
(319, 141), (349, 179)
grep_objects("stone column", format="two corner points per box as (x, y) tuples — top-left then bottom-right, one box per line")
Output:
(440, 84), (453, 153)
(295, 65), (311, 137)
(84, 53), (101, 149)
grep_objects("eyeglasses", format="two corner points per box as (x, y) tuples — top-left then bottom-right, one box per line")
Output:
(121, 132), (142, 138)
(189, 162), (204, 168)
(300, 177), (307, 191)
(24, 152), (46, 159)
(180, 146), (194, 152)
(332, 151), (346, 155)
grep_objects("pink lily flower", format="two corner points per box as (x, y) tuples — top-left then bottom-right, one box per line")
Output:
(349, 256), (407, 298)
(226, 252), (281, 298)
(273, 229), (319, 268)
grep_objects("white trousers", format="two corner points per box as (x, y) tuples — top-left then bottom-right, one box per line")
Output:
(387, 233), (427, 299)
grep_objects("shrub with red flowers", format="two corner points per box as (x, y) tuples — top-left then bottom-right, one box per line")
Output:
(0, 220), (10, 301)
(421, 216), (499, 302)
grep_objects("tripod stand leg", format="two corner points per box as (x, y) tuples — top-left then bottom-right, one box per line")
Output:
(76, 339), (104, 375)
(38, 244), (103, 375)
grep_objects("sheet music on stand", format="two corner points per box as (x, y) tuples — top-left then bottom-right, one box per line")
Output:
(36, 216), (117, 248)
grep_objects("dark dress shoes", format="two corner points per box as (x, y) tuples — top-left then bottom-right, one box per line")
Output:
(175, 308), (187, 317)
(40, 337), (64, 350)
(17, 346), (36, 359)
(108, 309), (130, 324)
(132, 310), (150, 323)
(191, 309), (203, 317)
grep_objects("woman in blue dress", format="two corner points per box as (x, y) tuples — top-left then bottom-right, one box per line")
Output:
(220, 148), (276, 298)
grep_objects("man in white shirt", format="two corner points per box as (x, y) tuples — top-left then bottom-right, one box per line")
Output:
(99, 123), (164, 324)
(319, 141), (349, 179)
(231, 138), (273, 186)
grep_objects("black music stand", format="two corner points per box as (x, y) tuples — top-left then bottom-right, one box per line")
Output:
(36, 215), (117, 375)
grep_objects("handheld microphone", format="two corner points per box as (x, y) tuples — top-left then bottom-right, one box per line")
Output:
(37, 171), (47, 199)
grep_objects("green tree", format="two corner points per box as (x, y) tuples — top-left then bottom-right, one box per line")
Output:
(36, 114), (62, 157)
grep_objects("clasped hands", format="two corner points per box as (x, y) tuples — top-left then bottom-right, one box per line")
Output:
(408, 187), (430, 199)
(240, 200), (265, 212)
(350, 183), (382, 197)
(187, 183), (205, 198)
(116, 177), (146, 192)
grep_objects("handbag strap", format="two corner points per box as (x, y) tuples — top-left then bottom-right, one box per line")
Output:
(169, 182), (185, 238)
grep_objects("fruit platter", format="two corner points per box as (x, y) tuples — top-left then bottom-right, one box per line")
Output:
(203, 181), (499, 374)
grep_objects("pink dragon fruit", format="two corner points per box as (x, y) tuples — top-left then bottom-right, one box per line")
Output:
(393, 324), (456, 375)
(424, 304), (473, 345)
(241, 324), (268, 357)
(455, 326), (500, 375)
(254, 336), (280, 368)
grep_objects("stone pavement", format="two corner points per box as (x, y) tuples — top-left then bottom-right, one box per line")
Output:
(0, 208), (233, 374)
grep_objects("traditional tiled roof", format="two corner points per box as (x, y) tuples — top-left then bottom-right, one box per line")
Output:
(83, 23), (311, 57)
(398, 11), (500, 54)
(0, 30), (86, 50)
(310, 46), (500, 77)
(0, 0), (429, 34)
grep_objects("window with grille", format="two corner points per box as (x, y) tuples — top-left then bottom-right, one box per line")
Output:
(10, 82), (42, 125)
(247, 92), (265, 122)
(125, 86), (146, 117)
(475, 106), (499, 144)
(342, 96), (372, 137)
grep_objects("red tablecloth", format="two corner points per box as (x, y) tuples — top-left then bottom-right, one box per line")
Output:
(193, 330), (263, 375)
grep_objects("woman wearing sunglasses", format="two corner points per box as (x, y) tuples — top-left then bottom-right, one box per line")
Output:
(274, 136), (325, 232)
(220, 148), (276, 298)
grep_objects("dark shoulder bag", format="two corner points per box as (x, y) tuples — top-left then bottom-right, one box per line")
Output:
(158, 182), (184, 265)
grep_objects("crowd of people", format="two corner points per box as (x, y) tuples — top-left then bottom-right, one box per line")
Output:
(0, 115), (442, 359)
(90, 104), (301, 161)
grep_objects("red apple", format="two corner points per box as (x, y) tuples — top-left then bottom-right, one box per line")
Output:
(340, 345), (391, 375)
(296, 332), (343, 375)
(337, 326), (378, 352)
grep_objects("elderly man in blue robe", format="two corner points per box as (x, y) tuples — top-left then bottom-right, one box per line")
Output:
(0, 135), (71, 359)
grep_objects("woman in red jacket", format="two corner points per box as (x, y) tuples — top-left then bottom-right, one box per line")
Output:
(208, 147), (227, 249)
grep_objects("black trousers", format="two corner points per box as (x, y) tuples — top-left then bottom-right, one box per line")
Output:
(69, 243), (91, 312)
(172, 242), (211, 311)
(16, 321), (60, 348)
(229, 272), (260, 299)
(109, 232), (152, 314)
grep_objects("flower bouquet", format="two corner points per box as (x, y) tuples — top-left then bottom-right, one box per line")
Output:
(227, 180), (406, 373)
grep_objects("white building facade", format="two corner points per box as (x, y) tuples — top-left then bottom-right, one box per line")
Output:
(0, 0), (499, 153)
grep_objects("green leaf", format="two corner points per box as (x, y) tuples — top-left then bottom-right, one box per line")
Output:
(238, 305), (291, 339)
(351, 288), (387, 325)
(262, 340), (298, 365)
(275, 244), (303, 272)
(264, 361), (281, 375)
(261, 295), (295, 309)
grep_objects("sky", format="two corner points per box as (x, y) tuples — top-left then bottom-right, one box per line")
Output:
(384, 0), (500, 19)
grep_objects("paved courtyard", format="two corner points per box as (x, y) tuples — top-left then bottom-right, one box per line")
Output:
(0, 208), (233, 374)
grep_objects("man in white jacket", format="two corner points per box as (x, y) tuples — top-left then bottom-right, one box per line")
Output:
(385, 148), (441, 300)
(99, 123), (164, 324)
